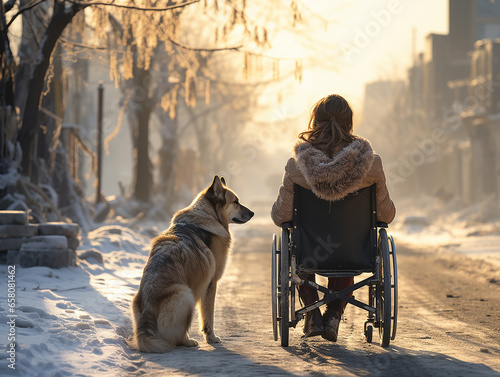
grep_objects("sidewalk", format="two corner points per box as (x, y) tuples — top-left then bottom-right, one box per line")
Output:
(390, 195), (500, 268)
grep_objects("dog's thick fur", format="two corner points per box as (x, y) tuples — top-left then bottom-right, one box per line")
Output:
(129, 176), (254, 353)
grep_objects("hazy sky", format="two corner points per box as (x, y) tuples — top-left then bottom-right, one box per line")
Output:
(234, 0), (451, 200)
(265, 0), (449, 129)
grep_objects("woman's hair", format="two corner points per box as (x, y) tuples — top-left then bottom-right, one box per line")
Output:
(298, 94), (355, 156)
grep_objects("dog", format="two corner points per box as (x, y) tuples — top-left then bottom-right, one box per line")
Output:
(130, 175), (254, 352)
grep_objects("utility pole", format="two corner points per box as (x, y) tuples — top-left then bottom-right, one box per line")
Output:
(95, 82), (104, 205)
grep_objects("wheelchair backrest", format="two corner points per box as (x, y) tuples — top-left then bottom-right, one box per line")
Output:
(292, 184), (377, 273)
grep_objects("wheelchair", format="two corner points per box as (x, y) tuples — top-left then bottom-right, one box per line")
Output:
(272, 184), (398, 347)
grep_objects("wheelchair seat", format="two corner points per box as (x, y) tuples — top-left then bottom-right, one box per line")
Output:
(292, 184), (377, 275)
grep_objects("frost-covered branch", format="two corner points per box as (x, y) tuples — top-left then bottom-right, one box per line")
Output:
(6, 0), (47, 29)
(168, 37), (242, 52)
(3, 0), (17, 13)
(60, 36), (110, 51)
(67, 0), (199, 12)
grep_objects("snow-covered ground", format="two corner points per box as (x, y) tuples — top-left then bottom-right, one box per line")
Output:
(1, 196), (499, 376)
(0, 222), (155, 376)
(391, 195), (500, 267)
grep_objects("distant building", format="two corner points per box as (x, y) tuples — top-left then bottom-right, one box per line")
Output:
(459, 38), (500, 201)
(362, 80), (406, 127)
(359, 80), (405, 157)
(362, 0), (500, 204)
(423, 0), (500, 125)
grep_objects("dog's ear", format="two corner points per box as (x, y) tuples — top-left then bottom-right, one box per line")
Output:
(220, 176), (226, 187)
(208, 175), (225, 200)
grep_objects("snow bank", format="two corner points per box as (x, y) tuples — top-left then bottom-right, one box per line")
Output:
(391, 195), (500, 267)
(0, 223), (152, 376)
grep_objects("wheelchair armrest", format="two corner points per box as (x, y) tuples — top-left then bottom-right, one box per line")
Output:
(281, 221), (293, 229)
(377, 222), (388, 228)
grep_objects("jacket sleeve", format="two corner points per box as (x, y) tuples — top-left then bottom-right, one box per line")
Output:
(372, 155), (396, 224)
(271, 158), (295, 227)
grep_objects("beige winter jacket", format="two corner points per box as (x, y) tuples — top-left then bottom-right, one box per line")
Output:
(271, 137), (396, 227)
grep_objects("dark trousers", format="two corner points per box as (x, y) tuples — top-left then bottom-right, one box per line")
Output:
(298, 274), (354, 315)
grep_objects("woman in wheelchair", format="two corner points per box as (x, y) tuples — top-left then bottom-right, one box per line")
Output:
(271, 94), (396, 341)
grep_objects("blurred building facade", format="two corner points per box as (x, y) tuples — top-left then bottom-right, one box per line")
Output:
(362, 0), (500, 207)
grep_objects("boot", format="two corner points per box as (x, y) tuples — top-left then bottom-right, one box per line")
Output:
(322, 305), (341, 341)
(303, 308), (324, 338)
(298, 274), (323, 337)
(322, 277), (353, 342)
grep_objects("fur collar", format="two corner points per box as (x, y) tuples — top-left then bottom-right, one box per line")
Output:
(293, 137), (375, 201)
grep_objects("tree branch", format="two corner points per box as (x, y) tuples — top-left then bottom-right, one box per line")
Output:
(67, 0), (199, 12)
(168, 37), (242, 52)
(4, 0), (17, 13)
(60, 36), (120, 51)
(7, 0), (47, 29)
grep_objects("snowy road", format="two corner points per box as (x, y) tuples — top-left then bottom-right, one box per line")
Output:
(2, 215), (500, 376)
(143, 219), (500, 377)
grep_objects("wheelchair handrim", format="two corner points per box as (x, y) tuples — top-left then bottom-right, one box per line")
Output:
(272, 234), (278, 341)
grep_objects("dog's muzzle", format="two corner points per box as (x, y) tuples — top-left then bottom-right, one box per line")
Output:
(232, 206), (254, 224)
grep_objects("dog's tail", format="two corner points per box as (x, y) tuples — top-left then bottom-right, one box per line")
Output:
(129, 309), (174, 353)
(130, 285), (195, 353)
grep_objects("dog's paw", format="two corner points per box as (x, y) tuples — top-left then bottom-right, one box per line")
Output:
(182, 338), (199, 347)
(205, 334), (221, 344)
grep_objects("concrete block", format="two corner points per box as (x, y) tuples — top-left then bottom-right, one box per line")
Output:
(6, 250), (19, 265)
(67, 237), (80, 251)
(0, 224), (38, 238)
(17, 249), (76, 269)
(0, 238), (24, 251)
(20, 235), (68, 251)
(68, 249), (77, 267)
(38, 223), (80, 238)
(0, 211), (28, 225)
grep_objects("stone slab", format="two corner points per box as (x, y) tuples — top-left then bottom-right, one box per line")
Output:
(6, 250), (18, 265)
(0, 238), (24, 251)
(38, 223), (80, 238)
(20, 235), (68, 251)
(9, 249), (76, 269)
(67, 237), (80, 251)
(0, 211), (28, 225)
(0, 224), (38, 238)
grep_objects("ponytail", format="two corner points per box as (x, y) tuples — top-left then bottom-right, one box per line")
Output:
(298, 95), (354, 157)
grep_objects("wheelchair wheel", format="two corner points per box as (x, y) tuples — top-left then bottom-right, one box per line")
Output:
(365, 324), (373, 343)
(279, 228), (290, 347)
(365, 285), (375, 343)
(272, 234), (279, 341)
(389, 235), (398, 341)
(378, 228), (392, 347)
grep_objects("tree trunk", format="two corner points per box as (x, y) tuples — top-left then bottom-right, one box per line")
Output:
(17, 1), (83, 176)
(0, 2), (16, 164)
(14, 0), (50, 118)
(0, 2), (14, 110)
(129, 67), (154, 203)
(156, 113), (179, 210)
(132, 102), (153, 202)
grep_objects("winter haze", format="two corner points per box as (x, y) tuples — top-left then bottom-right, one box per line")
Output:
(1, 1), (500, 376)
